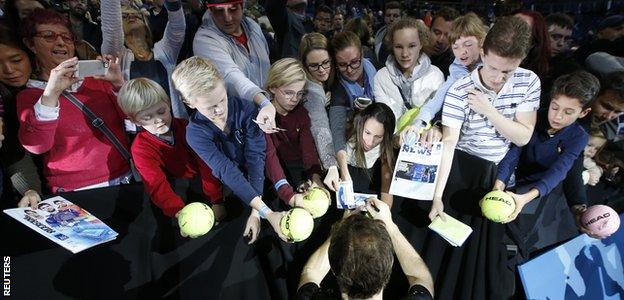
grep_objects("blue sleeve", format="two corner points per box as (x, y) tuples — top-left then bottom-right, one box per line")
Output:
(496, 143), (522, 185)
(530, 131), (588, 197)
(243, 105), (266, 196)
(186, 122), (260, 205)
(416, 61), (466, 124)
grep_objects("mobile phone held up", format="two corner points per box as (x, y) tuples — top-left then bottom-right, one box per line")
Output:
(76, 60), (108, 78)
(354, 97), (372, 106)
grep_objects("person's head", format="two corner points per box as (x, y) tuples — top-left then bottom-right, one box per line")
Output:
(548, 71), (600, 132)
(545, 13), (574, 56)
(13, 0), (46, 19)
(38, 202), (55, 213)
(513, 10), (551, 76)
(21, 9), (75, 76)
(266, 58), (308, 115)
(448, 12), (487, 68)
(596, 15), (624, 41)
(332, 30), (363, 82)
(591, 71), (624, 125)
(347, 103), (395, 170)
(314, 5), (333, 34)
(25, 209), (42, 219)
(299, 32), (334, 85)
(206, 0), (244, 36)
(118, 78), (173, 135)
(0, 25), (32, 88)
(585, 129), (607, 158)
(430, 6), (459, 56)
(344, 18), (371, 48)
(385, 18), (432, 75)
(53, 200), (68, 208)
(329, 214), (394, 299)
(286, 0), (307, 16)
(172, 56), (228, 124)
(383, 1), (402, 26)
(333, 11), (345, 31)
(480, 16), (531, 92)
(121, 5), (154, 47)
(68, 0), (88, 17)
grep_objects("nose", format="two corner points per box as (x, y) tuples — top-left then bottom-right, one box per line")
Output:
(555, 110), (564, 120)
(223, 10), (232, 22)
(54, 35), (67, 46)
(1, 62), (14, 74)
(402, 48), (409, 58)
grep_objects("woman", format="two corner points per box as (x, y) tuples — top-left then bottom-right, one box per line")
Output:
(373, 17), (444, 136)
(298, 33), (340, 191)
(101, 0), (187, 118)
(0, 24), (42, 208)
(344, 17), (380, 69)
(329, 31), (377, 182)
(514, 10), (551, 78)
(337, 102), (395, 206)
(263, 58), (324, 207)
(17, 9), (130, 192)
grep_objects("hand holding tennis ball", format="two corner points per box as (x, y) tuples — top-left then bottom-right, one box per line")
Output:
(302, 187), (331, 218)
(280, 208), (314, 242)
(177, 202), (215, 238)
(480, 190), (516, 223)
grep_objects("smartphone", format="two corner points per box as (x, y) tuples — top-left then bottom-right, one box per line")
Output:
(355, 97), (372, 106)
(76, 60), (107, 78)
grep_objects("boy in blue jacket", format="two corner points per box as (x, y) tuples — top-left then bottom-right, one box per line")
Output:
(172, 56), (287, 243)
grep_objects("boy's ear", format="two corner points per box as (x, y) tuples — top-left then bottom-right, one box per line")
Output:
(579, 107), (592, 119)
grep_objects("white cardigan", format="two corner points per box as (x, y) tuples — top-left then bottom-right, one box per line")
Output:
(373, 59), (445, 124)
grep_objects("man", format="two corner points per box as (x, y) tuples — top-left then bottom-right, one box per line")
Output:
(313, 5), (334, 38)
(373, 1), (401, 65)
(546, 13), (574, 57)
(333, 10), (345, 33)
(68, 0), (102, 52)
(297, 198), (434, 299)
(574, 15), (624, 64)
(264, 0), (313, 58)
(429, 6), (459, 78)
(194, 0), (278, 132)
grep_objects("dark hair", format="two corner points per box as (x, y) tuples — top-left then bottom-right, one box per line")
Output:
(600, 71), (624, 104)
(3, 0), (50, 29)
(0, 22), (29, 52)
(551, 71), (601, 108)
(20, 8), (72, 41)
(432, 6), (459, 24)
(513, 10), (551, 77)
(332, 30), (362, 53)
(483, 16), (531, 60)
(329, 214), (394, 298)
(546, 13), (574, 30)
(344, 18), (370, 47)
(346, 103), (395, 172)
(385, 1), (402, 13)
(316, 5), (334, 17)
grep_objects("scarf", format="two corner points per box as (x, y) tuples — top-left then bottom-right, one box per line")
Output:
(339, 58), (377, 108)
(386, 54), (432, 108)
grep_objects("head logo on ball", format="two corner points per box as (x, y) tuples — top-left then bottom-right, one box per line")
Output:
(481, 190), (516, 223)
(280, 208), (314, 242)
(177, 202), (215, 238)
(581, 205), (620, 238)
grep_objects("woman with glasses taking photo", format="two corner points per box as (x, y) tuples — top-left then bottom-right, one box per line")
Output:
(328, 30), (378, 184)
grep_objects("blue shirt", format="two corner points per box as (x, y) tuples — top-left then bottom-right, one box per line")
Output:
(186, 97), (266, 205)
(496, 113), (588, 197)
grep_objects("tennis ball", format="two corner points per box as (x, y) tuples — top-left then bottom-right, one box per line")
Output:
(397, 107), (421, 132)
(280, 208), (314, 242)
(302, 187), (331, 218)
(581, 205), (620, 238)
(177, 202), (215, 238)
(481, 190), (515, 223)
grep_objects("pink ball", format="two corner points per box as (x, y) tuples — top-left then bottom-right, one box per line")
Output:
(581, 205), (620, 237)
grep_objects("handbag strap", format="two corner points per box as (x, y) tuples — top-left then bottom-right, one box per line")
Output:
(62, 91), (131, 161)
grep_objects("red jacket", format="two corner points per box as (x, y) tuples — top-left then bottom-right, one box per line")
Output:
(132, 118), (223, 217)
(17, 78), (130, 192)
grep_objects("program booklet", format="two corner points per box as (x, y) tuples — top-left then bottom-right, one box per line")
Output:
(3, 196), (118, 253)
(390, 142), (443, 200)
(428, 215), (473, 247)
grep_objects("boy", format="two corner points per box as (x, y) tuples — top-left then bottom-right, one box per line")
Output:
(117, 78), (224, 236)
(171, 56), (287, 243)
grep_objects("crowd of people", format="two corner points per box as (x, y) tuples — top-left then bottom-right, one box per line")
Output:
(1, 0), (623, 299)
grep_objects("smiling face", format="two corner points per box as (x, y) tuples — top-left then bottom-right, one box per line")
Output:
(391, 28), (422, 75)
(0, 44), (32, 88)
(478, 50), (523, 93)
(451, 36), (480, 67)
(361, 118), (385, 152)
(134, 102), (172, 135)
(28, 23), (75, 73)
(188, 81), (229, 126)
(335, 46), (363, 82)
(547, 94), (589, 132)
(271, 80), (306, 115)
(305, 49), (331, 83)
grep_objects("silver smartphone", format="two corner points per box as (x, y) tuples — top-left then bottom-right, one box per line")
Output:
(76, 60), (108, 78)
(355, 97), (372, 106)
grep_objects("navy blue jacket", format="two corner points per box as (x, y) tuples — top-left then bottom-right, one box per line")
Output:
(186, 97), (266, 205)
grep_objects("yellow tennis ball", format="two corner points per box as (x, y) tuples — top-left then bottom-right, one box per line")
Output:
(302, 187), (331, 218)
(280, 208), (314, 242)
(177, 202), (215, 238)
(397, 107), (421, 132)
(481, 191), (516, 222)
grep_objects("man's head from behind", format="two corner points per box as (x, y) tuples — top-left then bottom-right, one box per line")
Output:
(329, 214), (394, 299)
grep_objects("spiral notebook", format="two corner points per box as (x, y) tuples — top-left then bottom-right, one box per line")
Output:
(428, 214), (473, 247)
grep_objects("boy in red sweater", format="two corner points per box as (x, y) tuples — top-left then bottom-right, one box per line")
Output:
(117, 78), (224, 236)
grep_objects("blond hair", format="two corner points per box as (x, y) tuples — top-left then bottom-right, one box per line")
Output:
(385, 17), (433, 56)
(172, 56), (222, 104)
(447, 12), (487, 46)
(118, 78), (169, 120)
(265, 58), (307, 93)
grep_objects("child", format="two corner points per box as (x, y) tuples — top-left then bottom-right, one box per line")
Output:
(263, 58), (324, 207)
(582, 129), (607, 186)
(116, 78), (224, 234)
(171, 56), (287, 243)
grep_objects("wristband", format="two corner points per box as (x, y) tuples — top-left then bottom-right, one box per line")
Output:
(259, 98), (271, 108)
(274, 179), (290, 191)
(258, 204), (271, 219)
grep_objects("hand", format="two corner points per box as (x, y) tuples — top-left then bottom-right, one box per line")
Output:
(212, 203), (227, 223)
(571, 205), (608, 239)
(266, 211), (291, 243)
(428, 199), (445, 221)
(256, 102), (278, 134)
(288, 193), (304, 207)
(244, 210), (261, 244)
(588, 171), (600, 186)
(43, 57), (80, 98)
(399, 124), (422, 146)
(419, 125), (442, 145)
(17, 190), (41, 209)
(466, 88), (495, 117)
(94, 55), (124, 89)
(492, 179), (506, 191)
(324, 166), (340, 192)
(297, 180), (312, 193)
(501, 191), (528, 223)
(365, 197), (392, 226)
(311, 173), (324, 189)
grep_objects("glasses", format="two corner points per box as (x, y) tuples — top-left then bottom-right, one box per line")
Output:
(307, 59), (331, 72)
(278, 88), (306, 101)
(34, 30), (75, 44)
(337, 58), (362, 71)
